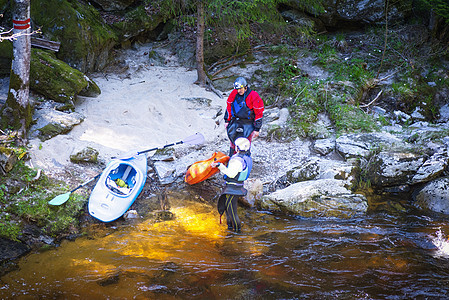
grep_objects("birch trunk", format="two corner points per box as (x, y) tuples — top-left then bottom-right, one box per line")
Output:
(0, 0), (32, 139)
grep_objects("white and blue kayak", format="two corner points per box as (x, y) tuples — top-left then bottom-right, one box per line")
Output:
(88, 153), (148, 222)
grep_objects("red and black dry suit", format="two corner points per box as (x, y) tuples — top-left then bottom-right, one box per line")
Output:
(224, 88), (264, 155)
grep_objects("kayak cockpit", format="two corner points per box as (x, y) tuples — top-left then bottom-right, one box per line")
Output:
(105, 163), (137, 196)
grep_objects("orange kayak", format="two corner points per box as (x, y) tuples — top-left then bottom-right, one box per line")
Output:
(185, 152), (230, 185)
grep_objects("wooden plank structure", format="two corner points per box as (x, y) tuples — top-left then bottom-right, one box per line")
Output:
(31, 37), (61, 52)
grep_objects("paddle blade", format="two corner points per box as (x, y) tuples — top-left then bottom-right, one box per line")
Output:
(48, 192), (71, 205)
(182, 132), (205, 145)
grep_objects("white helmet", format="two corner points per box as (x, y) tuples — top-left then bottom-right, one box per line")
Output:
(235, 137), (251, 152)
(233, 77), (247, 89)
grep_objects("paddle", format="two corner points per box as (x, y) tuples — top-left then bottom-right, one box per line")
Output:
(119, 132), (205, 159)
(48, 132), (205, 205)
(48, 174), (101, 205)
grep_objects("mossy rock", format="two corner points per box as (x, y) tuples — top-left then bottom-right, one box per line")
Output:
(32, 109), (85, 141)
(110, 5), (165, 41)
(37, 123), (66, 140)
(30, 49), (101, 106)
(31, 0), (118, 73)
(70, 147), (99, 164)
(0, 0), (9, 12)
(0, 146), (18, 173)
(204, 39), (251, 65)
(0, 40), (12, 76)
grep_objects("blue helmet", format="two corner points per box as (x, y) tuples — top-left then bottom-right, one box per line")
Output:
(233, 77), (247, 89)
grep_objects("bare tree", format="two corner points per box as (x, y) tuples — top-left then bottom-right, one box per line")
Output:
(194, 0), (206, 87)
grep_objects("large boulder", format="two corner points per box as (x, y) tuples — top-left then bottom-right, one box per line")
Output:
(89, 0), (137, 12)
(0, 237), (30, 267)
(365, 150), (449, 188)
(258, 179), (368, 218)
(414, 177), (449, 215)
(29, 108), (85, 141)
(109, 5), (166, 42)
(31, 0), (118, 73)
(411, 152), (449, 184)
(31, 49), (101, 108)
(365, 151), (426, 188)
(284, 0), (412, 28)
(336, 132), (406, 160)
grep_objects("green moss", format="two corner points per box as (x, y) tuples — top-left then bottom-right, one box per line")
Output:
(31, 0), (117, 72)
(37, 123), (66, 141)
(0, 214), (21, 241)
(111, 5), (165, 40)
(0, 161), (88, 240)
(0, 40), (12, 59)
(0, 71), (33, 131)
(30, 49), (100, 105)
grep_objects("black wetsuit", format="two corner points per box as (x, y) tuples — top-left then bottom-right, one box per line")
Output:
(217, 153), (252, 232)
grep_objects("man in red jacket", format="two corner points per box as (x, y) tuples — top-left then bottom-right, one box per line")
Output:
(224, 77), (264, 156)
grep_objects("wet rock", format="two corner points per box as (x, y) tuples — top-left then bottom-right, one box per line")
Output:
(242, 178), (263, 207)
(0, 238), (30, 264)
(414, 177), (449, 215)
(269, 157), (320, 191)
(259, 179), (368, 218)
(365, 151), (425, 188)
(123, 210), (140, 220)
(97, 272), (120, 286)
(70, 147), (99, 164)
(363, 147), (449, 191)
(152, 210), (174, 221)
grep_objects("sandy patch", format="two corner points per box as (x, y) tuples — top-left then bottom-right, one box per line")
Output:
(26, 44), (230, 179)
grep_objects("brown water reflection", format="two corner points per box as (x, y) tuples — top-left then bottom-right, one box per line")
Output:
(1, 199), (449, 299)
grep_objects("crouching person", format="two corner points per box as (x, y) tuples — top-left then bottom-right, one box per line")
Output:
(211, 137), (253, 232)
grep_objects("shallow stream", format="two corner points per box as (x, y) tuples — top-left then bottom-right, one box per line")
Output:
(1, 198), (449, 299)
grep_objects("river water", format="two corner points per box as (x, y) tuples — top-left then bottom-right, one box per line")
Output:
(1, 198), (449, 299)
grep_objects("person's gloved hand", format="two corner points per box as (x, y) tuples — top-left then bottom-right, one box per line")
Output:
(211, 162), (221, 168)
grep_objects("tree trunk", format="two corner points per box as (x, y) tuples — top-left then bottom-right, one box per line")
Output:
(0, 0), (32, 139)
(195, 0), (206, 87)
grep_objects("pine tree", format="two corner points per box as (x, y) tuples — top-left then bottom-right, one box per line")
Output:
(161, 0), (324, 87)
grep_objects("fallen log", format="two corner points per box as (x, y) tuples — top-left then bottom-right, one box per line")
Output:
(31, 37), (60, 52)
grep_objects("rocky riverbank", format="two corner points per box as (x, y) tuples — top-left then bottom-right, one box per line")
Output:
(1, 31), (449, 275)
